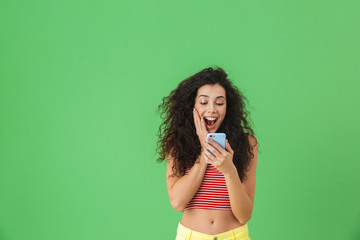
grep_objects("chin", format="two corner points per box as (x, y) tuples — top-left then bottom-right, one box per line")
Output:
(208, 128), (217, 133)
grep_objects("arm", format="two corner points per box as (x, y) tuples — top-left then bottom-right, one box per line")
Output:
(166, 150), (207, 212)
(224, 167), (254, 224)
(224, 137), (258, 224)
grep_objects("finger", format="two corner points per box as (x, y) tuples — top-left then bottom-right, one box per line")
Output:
(205, 143), (222, 159)
(195, 111), (208, 145)
(205, 150), (218, 167)
(193, 108), (201, 130)
(200, 115), (208, 132)
(207, 138), (225, 154)
(194, 108), (202, 127)
(203, 149), (215, 163)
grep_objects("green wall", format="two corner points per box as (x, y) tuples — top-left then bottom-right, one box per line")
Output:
(1, 0), (359, 239)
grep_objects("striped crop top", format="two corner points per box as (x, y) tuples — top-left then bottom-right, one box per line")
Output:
(183, 163), (231, 211)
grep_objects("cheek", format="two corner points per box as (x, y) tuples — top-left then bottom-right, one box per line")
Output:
(194, 107), (203, 116)
(195, 105), (204, 112)
(220, 112), (226, 120)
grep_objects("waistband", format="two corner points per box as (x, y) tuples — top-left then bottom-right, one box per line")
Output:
(177, 222), (249, 239)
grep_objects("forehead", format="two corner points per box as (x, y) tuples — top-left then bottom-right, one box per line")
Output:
(196, 84), (226, 98)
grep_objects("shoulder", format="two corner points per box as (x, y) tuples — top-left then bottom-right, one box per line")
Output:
(246, 134), (258, 165)
(247, 134), (258, 148)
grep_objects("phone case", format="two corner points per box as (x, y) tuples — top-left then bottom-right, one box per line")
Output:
(206, 133), (226, 164)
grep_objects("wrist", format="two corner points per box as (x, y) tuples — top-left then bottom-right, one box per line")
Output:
(196, 150), (210, 168)
(224, 165), (238, 178)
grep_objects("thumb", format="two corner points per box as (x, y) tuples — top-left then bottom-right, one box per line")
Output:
(225, 139), (233, 153)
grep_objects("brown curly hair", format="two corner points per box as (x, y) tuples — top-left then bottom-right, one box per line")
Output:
(155, 66), (259, 182)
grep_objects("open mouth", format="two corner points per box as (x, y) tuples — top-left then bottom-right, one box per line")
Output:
(204, 117), (218, 128)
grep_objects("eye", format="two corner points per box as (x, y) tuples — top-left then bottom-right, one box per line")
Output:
(200, 102), (224, 105)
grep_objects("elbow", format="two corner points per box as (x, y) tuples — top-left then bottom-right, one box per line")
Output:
(169, 190), (185, 212)
(172, 203), (184, 212)
(174, 206), (185, 212)
(170, 199), (185, 212)
(238, 202), (254, 224)
(239, 213), (252, 225)
(240, 215), (252, 225)
(235, 211), (252, 225)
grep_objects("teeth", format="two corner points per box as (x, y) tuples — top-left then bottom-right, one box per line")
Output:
(205, 117), (217, 120)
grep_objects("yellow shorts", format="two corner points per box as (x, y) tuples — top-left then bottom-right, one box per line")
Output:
(175, 222), (251, 240)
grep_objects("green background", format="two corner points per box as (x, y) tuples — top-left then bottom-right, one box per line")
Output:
(1, 0), (359, 239)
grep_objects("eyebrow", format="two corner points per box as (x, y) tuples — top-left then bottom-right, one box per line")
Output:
(198, 95), (225, 99)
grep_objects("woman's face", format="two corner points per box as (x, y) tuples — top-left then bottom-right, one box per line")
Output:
(194, 83), (227, 133)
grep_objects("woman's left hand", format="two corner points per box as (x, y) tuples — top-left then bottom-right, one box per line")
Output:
(203, 138), (236, 175)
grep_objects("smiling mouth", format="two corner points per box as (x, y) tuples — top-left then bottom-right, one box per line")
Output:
(204, 118), (217, 128)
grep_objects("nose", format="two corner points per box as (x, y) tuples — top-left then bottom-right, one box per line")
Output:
(207, 102), (217, 113)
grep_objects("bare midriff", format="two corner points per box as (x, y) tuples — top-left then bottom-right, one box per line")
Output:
(180, 208), (245, 235)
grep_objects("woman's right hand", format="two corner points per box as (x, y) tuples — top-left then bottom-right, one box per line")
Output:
(193, 108), (209, 148)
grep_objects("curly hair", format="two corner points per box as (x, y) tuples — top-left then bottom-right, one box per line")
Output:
(155, 66), (259, 182)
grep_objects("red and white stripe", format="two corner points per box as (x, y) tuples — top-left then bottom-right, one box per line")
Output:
(183, 164), (231, 210)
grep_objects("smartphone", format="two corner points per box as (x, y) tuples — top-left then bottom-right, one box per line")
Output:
(206, 133), (226, 164)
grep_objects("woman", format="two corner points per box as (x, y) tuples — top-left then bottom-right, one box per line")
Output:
(156, 66), (259, 240)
